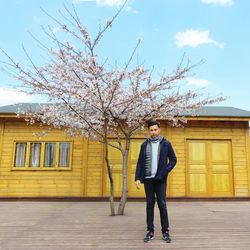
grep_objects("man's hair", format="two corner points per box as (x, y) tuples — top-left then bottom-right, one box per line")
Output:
(147, 119), (160, 128)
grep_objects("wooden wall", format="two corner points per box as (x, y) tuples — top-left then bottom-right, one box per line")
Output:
(0, 119), (249, 198)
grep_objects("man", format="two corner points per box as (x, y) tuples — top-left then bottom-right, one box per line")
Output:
(135, 119), (177, 243)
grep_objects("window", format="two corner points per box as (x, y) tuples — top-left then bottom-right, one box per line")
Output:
(14, 143), (27, 167)
(13, 141), (72, 170)
(59, 142), (70, 168)
(44, 143), (56, 168)
(30, 143), (41, 168)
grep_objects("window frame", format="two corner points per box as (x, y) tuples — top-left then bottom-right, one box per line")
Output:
(12, 141), (73, 171)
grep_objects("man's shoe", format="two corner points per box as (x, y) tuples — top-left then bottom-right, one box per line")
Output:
(144, 231), (154, 243)
(162, 232), (171, 243)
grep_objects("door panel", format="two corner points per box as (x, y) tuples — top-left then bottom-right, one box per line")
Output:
(189, 142), (206, 161)
(189, 173), (207, 193)
(188, 141), (208, 196)
(212, 174), (230, 193)
(210, 141), (233, 196)
(211, 143), (228, 161)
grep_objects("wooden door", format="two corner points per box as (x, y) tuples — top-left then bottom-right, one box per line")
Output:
(187, 140), (233, 197)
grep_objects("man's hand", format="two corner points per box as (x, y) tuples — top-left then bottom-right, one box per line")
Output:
(135, 180), (141, 190)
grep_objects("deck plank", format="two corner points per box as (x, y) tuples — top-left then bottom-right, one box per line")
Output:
(0, 201), (250, 249)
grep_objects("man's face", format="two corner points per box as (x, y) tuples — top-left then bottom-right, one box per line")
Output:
(149, 125), (160, 138)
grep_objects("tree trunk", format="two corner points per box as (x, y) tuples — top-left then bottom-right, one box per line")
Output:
(117, 138), (130, 215)
(104, 143), (116, 216)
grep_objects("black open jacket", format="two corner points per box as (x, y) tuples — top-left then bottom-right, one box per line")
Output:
(135, 137), (177, 183)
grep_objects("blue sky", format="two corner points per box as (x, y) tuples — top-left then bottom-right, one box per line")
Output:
(0, 0), (249, 111)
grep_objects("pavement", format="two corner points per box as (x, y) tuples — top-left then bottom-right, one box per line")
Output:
(0, 200), (250, 249)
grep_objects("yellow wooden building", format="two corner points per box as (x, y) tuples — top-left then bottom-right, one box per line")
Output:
(0, 103), (250, 198)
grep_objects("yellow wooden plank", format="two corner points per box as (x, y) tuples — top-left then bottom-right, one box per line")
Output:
(1, 118), (250, 198)
(0, 122), (4, 170)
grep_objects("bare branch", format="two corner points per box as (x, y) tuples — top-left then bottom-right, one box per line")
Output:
(91, 0), (128, 50)
(124, 39), (141, 70)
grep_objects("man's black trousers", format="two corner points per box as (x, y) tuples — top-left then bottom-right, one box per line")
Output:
(144, 179), (169, 233)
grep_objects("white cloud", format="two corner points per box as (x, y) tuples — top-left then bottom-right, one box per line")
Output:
(72, 0), (136, 12)
(73, 0), (95, 3)
(123, 5), (138, 14)
(175, 29), (225, 48)
(73, 0), (124, 7)
(201, 0), (233, 6)
(73, 0), (137, 13)
(186, 77), (211, 87)
(0, 88), (36, 107)
(96, 0), (124, 7)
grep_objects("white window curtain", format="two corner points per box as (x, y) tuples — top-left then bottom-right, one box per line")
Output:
(44, 143), (56, 167)
(15, 143), (27, 167)
(30, 143), (41, 168)
(59, 143), (70, 168)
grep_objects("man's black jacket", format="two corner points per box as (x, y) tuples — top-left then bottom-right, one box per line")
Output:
(135, 137), (177, 183)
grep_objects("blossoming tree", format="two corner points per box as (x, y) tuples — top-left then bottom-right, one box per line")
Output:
(1, 3), (224, 215)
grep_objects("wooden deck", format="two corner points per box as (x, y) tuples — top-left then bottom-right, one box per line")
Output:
(0, 200), (250, 249)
